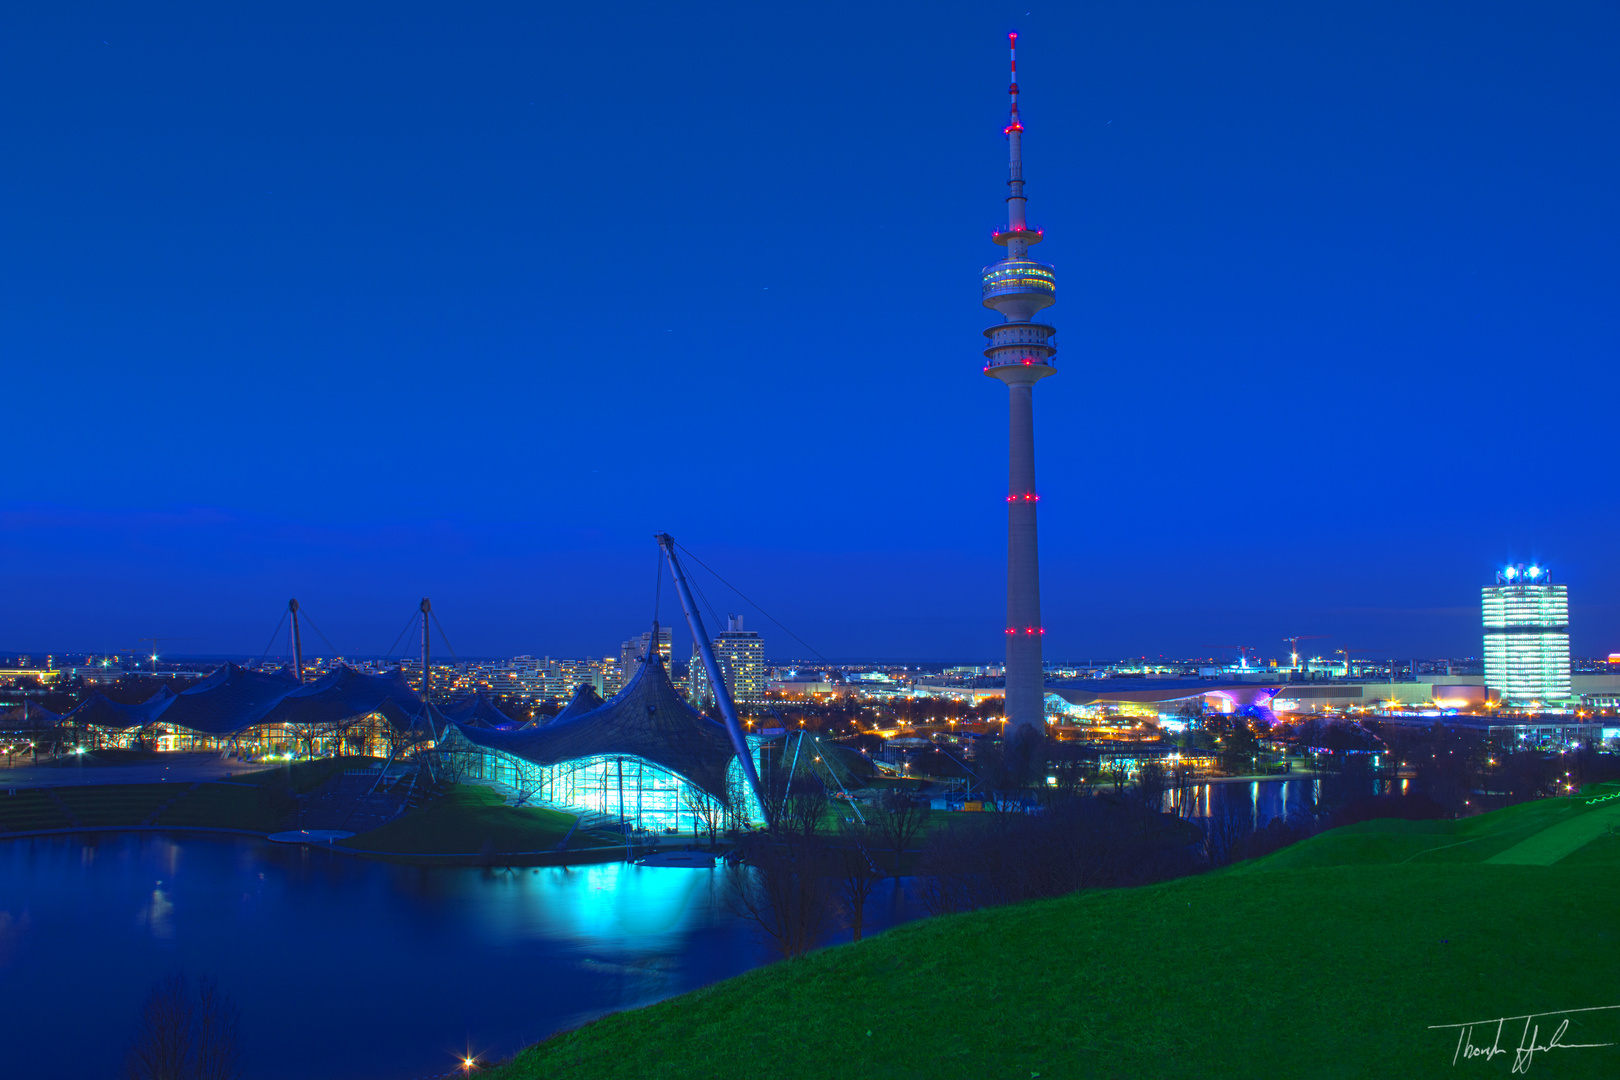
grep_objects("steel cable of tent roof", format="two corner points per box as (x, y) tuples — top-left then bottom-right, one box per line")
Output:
(297, 607), (342, 659)
(652, 546), (663, 625)
(430, 611), (459, 663)
(675, 542), (829, 663)
(256, 611), (289, 669)
(382, 610), (420, 661)
(685, 567), (727, 641)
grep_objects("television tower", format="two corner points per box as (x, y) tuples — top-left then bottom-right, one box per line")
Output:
(982, 31), (1056, 743)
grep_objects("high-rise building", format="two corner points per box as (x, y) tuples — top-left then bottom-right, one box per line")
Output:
(619, 627), (671, 679)
(1483, 564), (1571, 706)
(711, 614), (765, 712)
(982, 33), (1056, 741)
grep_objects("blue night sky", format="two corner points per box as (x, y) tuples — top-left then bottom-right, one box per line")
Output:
(2, 2), (1617, 663)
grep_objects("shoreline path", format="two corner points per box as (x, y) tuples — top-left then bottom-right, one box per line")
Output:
(0, 752), (264, 789)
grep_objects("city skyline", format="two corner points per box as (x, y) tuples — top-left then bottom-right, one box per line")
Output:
(2, 3), (1618, 660)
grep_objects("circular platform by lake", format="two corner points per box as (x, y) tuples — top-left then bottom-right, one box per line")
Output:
(266, 829), (354, 844)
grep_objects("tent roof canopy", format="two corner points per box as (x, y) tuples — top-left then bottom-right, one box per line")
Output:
(441, 691), (520, 730)
(453, 654), (738, 800)
(61, 663), (426, 736)
(0, 700), (65, 731)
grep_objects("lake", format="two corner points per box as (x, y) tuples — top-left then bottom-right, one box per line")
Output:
(0, 834), (923, 1079)
(0, 779), (1365, 1077)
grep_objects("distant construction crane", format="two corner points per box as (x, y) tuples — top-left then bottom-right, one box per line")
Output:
(1284, 635), (1328, 671)
(1206, 645), (1258, 669)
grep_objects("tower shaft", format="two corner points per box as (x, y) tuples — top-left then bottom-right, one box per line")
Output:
(1004, 381), (1045, 728)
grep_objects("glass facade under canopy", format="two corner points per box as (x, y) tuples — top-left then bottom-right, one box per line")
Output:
(458, 749), (761, 834)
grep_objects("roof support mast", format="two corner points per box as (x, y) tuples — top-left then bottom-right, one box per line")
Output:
(655, 533), (770, 826)
(288, 599), (304, 684)
(419, 597), (432, 704)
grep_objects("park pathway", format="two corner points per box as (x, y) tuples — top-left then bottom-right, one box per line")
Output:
(1485, 797), (1620, 865)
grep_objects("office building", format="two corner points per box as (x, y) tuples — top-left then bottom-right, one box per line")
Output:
(1483, 564), (1572, 706)
(712, 614), (765, 712)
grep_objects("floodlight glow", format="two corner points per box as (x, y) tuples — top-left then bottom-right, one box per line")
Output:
(1503, 566), (1517, 579)
(1528, 565), (1541, 578)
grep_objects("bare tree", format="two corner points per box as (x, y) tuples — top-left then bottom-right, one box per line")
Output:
(917, 791), (1210, 918)
(126, 973), (242, 1080)
(1201, 797), (1255, 868)
(1169, 763), (1198, 820)
(683, 785), (727, 845)
(1135, 761), (1168, 813)
(832, 821), (885, 942)
(193, 977), (243, 1080)
(725, 840), (834, 960)
(1044, 749), (1096, 802)
(724, 771), (750, 835)
(127, 973), (193, 1080)
(755, 755), (793, 832)
(870, 789), (931, 875)
(779, 776), (831, 843)
(1107, 759), (1130, 797)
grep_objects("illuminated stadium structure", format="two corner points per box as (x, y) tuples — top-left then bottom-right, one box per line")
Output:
(445, 628), (766, 832)
(1483, 564), (1572, 707)
(58, 662), (434, 755)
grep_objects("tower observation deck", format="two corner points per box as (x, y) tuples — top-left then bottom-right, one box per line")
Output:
(983, 32), (1055, 743)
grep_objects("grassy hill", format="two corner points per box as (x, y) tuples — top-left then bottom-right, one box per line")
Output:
(337, 784), (622, 857)
(484, 785), (1620, 1080)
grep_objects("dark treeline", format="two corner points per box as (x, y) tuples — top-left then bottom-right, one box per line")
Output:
(729, 725), (1619, 961)
(1307, 718), (1620, 814)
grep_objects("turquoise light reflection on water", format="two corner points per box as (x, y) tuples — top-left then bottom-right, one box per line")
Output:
(0, 834), (923, 1080)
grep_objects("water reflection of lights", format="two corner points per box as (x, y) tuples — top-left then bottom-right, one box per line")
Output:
(138, 882), (175, 938)
(1161, 779), (1316, 826)
(468, 862), (725, 950)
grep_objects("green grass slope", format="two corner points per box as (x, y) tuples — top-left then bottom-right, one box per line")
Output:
(154, 782), (292, 832)
(486, 791), (1620, 1080)
(54, 782), (187, 826)
(234, 755), (381, 793)
(338, 784), (596, 855)
(0, 789), (71, 832)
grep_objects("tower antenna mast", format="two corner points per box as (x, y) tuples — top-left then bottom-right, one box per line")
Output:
(1007, 31), (1025, 231)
